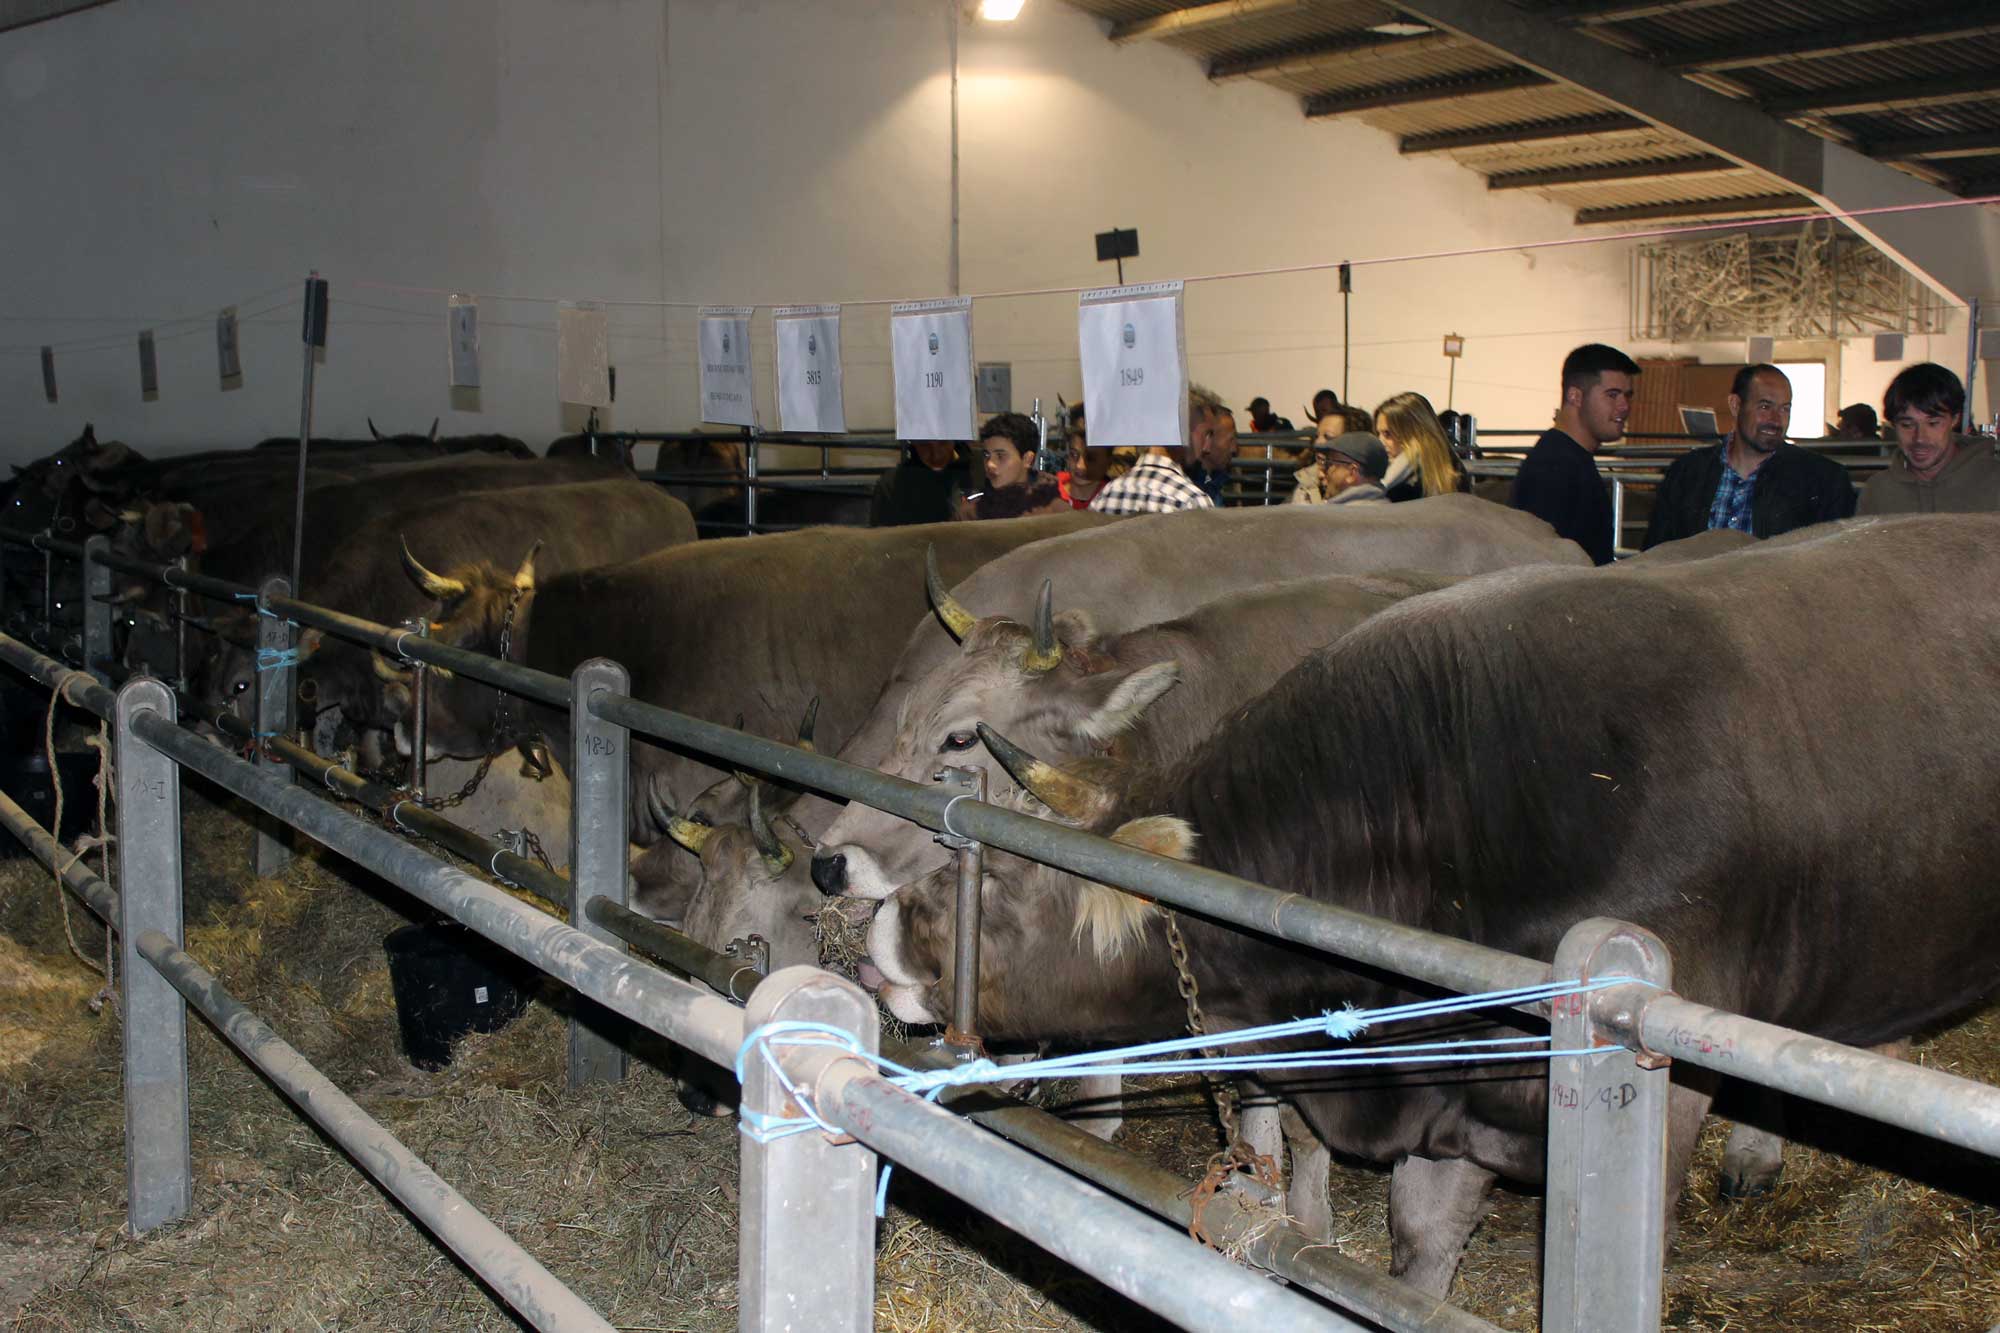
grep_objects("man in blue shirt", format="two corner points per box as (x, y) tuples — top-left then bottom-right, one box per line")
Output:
(1641, 364), (1854, 549)
(1510, 344), (1637, 565)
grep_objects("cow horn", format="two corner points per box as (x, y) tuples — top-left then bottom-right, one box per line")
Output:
(647, 784), (713, 854)
(400, 536), (466, 601)
(512, 539), (542, 592)
(1022, 579), (1061, 673)
(747, 783), (793, 873)
(664, 815), (713, 856)
(975, 722), (1110, 822)
(797, 695), (819, 752)
(372, 650), (410, 682)
(429, 418), (440, 442)
(924, 545), (977, 642)
(368, 417), (383, 441)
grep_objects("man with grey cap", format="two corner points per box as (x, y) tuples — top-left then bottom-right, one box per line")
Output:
(1291, 431), (1390, 505)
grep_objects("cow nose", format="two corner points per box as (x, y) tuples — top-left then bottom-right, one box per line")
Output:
(810, 852), (847, 895)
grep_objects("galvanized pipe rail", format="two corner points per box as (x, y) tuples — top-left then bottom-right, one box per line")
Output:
(206, 707), (574, 912)
(137, 924), (618, 1333)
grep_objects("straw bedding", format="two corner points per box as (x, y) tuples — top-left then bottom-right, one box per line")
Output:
(2, 783), (1996, 1330)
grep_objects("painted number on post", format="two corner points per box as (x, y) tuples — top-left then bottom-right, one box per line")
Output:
(585, 735), (617, 757)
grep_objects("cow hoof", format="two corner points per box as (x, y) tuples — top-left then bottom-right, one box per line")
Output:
(675, 1080), (734, 1118)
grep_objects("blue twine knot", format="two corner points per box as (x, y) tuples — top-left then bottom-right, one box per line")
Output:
(256, 647), (301, 671)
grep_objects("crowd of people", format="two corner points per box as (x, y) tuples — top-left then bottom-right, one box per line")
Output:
(868, 344), (1998, 558)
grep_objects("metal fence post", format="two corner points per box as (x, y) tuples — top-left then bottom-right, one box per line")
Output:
(404, 617), (429, 799)
(744, 426), (760, 534)
(932, 764), (986, 1044)
(82, 534), (112, 683)
(739, 965), (878, 1333)
(568, 657), (630, 1087)
(170, 556), (191, 696)
(254, 575), (295, 877)
(1542, 916), (1674, 1333)
(115, 677), (191, 1234)
(39, 529), (54, 650)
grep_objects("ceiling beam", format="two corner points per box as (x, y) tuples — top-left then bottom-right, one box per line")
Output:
(1574, 193), (1815, 225)
(1107, 0), (1308, 44)
(1657, 7), (2000, 75)
(1866, 130), (2000, 163)
(1538, 0), (1736, 24)
(1400, 111), (1647, 153)
(1762, 71), (2000, 119)
(1303, 68), (1548, 118)
(1487, 154), (1740, 190)
(1209, 30), (1455, 81)
(1396, 0), (2000, 301)
(0, 0), (113, 34)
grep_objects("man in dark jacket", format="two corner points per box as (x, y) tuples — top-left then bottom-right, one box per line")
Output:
(1640, 364), (1853, 549)
(870, 440), (972, 527)
(1509, 343), (1636, 565)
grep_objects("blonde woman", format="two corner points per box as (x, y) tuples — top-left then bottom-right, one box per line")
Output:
(1374, 392), (1467, 502)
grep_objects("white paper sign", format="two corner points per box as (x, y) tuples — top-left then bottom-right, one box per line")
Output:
(774, 304), (845, 434)
(891, 297), (976, 442)
(448, 295), (479, 388)
(557, 302), (610, 407)
(1078, 281), (1187, 450)
(699, 305), (756, 427)
(217, 307), (242, 383)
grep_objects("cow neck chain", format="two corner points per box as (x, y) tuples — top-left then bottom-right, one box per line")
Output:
(403, 584), (532, 813)
(1163, 910), (1242, 1150)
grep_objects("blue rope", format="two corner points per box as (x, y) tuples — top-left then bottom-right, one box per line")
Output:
(733, 975), (1658, 1215)
(256, 647), (301, 672)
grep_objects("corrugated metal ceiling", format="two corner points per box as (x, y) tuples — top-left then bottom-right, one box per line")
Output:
(1063, 0), (2000, 224)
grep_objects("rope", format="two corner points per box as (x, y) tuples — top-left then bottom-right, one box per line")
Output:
(43, 672), (111, 999)
(734, 975), (1659, 1215)
(256, 646), (301, 671)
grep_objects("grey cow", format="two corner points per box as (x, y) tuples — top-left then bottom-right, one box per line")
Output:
(811, 494), (1588, 894)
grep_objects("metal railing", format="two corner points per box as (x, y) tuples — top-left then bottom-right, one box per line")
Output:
(9, 524), (2000, 1332)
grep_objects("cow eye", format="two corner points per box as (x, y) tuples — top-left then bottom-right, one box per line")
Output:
(233, 679), (250, 695)
(941, 732), (976, 752)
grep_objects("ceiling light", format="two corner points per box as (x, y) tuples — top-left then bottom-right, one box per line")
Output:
(978, 0), (1025, 19)
(1368, 21), (1431, 35)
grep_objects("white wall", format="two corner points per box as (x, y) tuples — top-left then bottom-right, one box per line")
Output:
(4, 0), (1976, 466)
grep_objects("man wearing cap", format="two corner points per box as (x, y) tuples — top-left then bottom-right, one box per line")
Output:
(1291, 432), (1390, 505)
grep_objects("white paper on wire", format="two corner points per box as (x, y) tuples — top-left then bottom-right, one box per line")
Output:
(1077, 281), (1187, 450)
(217, 307), (242, 383)
(557, 302), (610, 407)
(773, 304), (845, 434)
(891, 297), (976, 442)
(699, 306), (757, 427)
(447, 295), (480, 389)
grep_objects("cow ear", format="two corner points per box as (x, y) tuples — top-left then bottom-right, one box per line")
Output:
(1109, 814), (1197, 863)
(1074, 660), (1181, 743)
(1052, 608), (1097, 650)
(142, 504), (185, 553)
(296, 628), (323, 661)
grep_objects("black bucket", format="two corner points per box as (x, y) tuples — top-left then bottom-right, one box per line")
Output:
(0, 682), (100, 853)
(383, 921), (536, 1070)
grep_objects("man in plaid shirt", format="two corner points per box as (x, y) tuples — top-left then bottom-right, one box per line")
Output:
(1088, 387), (1221, 516)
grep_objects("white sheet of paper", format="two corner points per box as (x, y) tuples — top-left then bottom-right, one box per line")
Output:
(699, 306), (756, 427)
(448, 295), (480, 389)
(891, 298), (976, 442)
(217, 307), (241, 382)
(557, 303), (610, 407)
(1078, 281), (1186, 450)
(774, 304), (845, 434)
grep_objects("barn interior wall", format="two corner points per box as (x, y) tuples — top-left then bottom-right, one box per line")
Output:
(1, 0), (1982, 464)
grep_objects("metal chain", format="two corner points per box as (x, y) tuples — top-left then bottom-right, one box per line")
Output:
(1163, 910), (1240, 1149)
(396, 582), (534, 812)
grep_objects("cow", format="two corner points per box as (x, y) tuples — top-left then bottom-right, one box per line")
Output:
(191, 479), (695, 769)
(819, 558), (1452, 902)
(811, 494), (1590, 894)
(381, 512), (1106, 918)
(864, 514), (2000, 1296)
